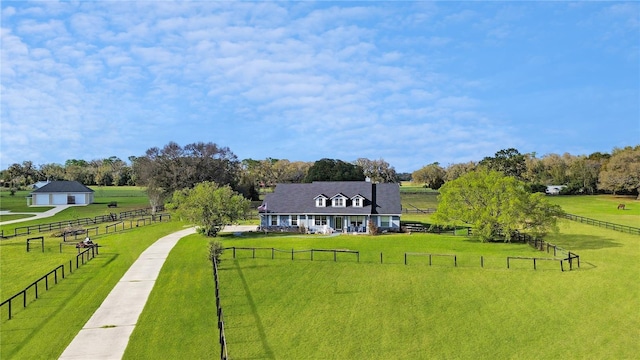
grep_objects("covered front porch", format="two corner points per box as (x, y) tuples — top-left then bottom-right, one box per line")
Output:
(260, 214), (377, 234)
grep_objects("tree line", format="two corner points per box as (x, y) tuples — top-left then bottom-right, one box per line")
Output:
(2, 142), (639, 199)
(412, 146), (640, 197)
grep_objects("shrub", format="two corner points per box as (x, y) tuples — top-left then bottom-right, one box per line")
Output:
(208, 240), (224, 263)
(368, 220), (378, 235)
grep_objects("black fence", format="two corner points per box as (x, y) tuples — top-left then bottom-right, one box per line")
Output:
(402, 208), (436, 214)
(564, 213), (640, 235)
(1, 246), (99, 320)
(226, 247), (360, 262)
(402, 222), (470, 235)
(0, 207), (166, 239)
(212, 256), (229, 360)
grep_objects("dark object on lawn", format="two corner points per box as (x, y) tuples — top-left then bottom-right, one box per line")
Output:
(108, 201), (118, 208)
(617, 204), (625, 210)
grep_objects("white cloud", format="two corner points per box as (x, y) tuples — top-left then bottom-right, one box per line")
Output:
(2, 1), (633, 172)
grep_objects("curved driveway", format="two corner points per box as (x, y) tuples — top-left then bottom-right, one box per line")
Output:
(0, 205), (75, 226)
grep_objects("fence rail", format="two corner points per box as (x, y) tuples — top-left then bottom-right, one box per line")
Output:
(225, 246), (360, 262)
(212, 257), (229, 360)
(0, 207), (167, 239)
(1, 246), (99, 320)
(564, 213), (640, 235)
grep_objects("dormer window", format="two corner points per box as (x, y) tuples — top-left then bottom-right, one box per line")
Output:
(331, 193), (347, 207)
(351, 195), (365, 207)
(314, 194), (328, 207)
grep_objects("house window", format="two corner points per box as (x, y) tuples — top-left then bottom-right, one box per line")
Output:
(291, 215), (298, 226)
(353, 198), (361, 207)
(350, 216), (365, 227)
(270, 216), (277, 226)
(333, 197), (344, 207)
(316, 198), (325, 207)
(380, 216), (390, 227)
(315, 215), (327, 226)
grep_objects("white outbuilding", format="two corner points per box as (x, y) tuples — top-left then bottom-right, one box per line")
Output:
(545, 185), (567, 195)
(28, 181), (94, 206)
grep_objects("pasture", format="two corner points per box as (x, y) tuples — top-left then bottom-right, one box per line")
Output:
(1, 192), (639, 359)
(125, 205), (639, 359)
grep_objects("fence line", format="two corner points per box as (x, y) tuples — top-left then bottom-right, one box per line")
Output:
(0, 207), (167, 239)
(212, 256), (229, 360)
(564, 213), (640, 235)
(224, 246), (576, 272)
(225, 247), (360, 262)
(0, 246), (99, 320)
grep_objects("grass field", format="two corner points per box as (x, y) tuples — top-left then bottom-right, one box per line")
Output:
(2, 192), (639, 359)
(547, 194), (640, 228)
(197, 225), (638, 359)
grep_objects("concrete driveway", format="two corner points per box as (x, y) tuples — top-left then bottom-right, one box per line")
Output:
(0, 205), (75, 226)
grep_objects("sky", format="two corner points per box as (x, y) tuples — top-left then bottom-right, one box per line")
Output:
(1, 1), (638, 173)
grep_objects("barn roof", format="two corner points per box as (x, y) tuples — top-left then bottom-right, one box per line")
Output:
(31, 181), (94, 193)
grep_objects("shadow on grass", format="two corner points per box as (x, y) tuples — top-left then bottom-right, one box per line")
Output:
(232, 259), (275, 359)
(0, 257), (112, 358)
(551, 234), (622, 251)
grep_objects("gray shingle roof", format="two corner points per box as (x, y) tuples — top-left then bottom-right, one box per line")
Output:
(262, 181), (401, 215)
(31, 181), (94, 193)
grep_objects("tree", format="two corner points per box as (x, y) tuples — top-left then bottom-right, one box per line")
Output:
(412, 162), (445, 189)
(133, 141), (241, 208)
(304, 158), (365, 182)
(445, 161), (476, 182)
(541, 153), (569, 185)
(598, 146), (640, 198)
(39, 163), (65, 181)
(479, 148), (526, 179)
(64, 159), (94, 184)
(170, 181), (251, 236)
(354, 158), (397, 183)
(433, 169), (564, 242)
(566, 156), (600, 194)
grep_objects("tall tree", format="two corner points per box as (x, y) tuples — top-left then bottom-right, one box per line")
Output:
(355, 158), (397, 183)
(133, 141), (241, 208)
(433, 169), (564, 242)
(479, 148), (526, 179)
(598, 146), (640, 198)
(445, 161), (476, 182)
(64, 159), (94, 184)
(412, 162), (445, 189)
(170, 181), (250, 236)
(541, 153), (570, 185)
(567, 156), (600, 194)
(39, 163), (65, 181)
(304, 158), (365, 182)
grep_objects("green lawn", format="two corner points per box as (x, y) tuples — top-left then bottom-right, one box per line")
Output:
(547, 195), (640, 228)
(123, 234), (219, 359)
(2, 192), (639, 359)
(123, 219), (639, 359)
(0, 221), (189, 359)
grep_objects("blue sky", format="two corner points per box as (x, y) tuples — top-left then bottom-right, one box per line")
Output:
(1, 1), (638, 173)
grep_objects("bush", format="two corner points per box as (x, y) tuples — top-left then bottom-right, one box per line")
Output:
(368, 220), (378, 235)
(208, 240), (224, 263)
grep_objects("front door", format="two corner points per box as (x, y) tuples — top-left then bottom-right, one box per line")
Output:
(335, 217), (343, 232)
